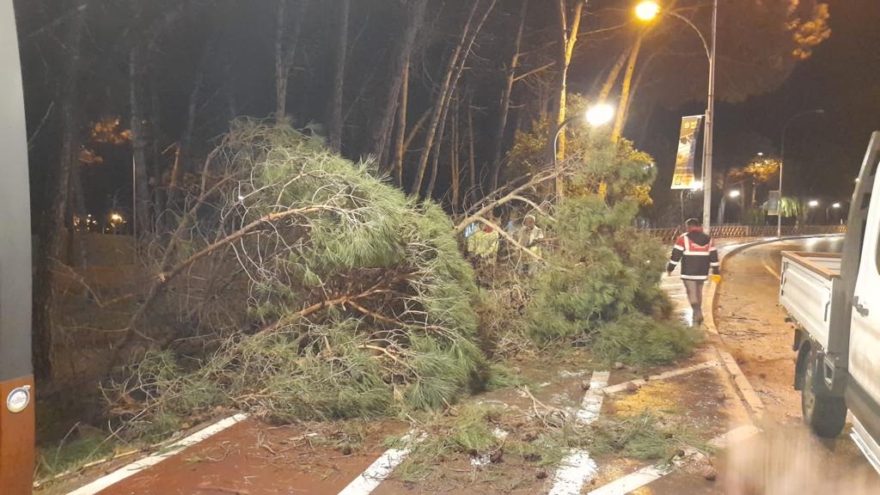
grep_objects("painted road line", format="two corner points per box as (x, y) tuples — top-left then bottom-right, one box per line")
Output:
(586, 465), (671, 495)
(576, 371), (610, 424)
(585, 425), (761, 495)
(762, 260), (781, 280)
(67, 413), (249, 495)
(602, 360), (721, 395)
(549, 451), (599, 495)
(337, 431), (422, 495)
(548, 371), (610, 495)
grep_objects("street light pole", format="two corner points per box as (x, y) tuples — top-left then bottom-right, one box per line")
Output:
(778, 109), (824, 237)
(635, 1), (716, 232)
(702, 0), (718, 233)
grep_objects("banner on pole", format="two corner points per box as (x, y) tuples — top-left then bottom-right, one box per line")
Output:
(671, 115), (703, 190)
(767, 190), (781, 216)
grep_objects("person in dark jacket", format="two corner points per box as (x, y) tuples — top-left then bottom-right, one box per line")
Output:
(666, 218), (720, 326)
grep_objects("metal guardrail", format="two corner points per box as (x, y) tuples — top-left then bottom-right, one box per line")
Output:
(645, 225), (847, 243)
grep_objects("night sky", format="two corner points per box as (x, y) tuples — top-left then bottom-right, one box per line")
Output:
(641, 0), (880, 209)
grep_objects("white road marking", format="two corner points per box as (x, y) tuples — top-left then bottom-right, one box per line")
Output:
(585, 425), (762, 495)
(338, 431), (423, 495)
(549, 451), (598, 495)
(602, 360), (720, 395)
(586, 465), (671, 495)
(67, 413), (249, 495)
(548, 371), (609, 495)
(762, 260), (781, 280)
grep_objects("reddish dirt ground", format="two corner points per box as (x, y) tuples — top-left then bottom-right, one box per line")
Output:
(99, 418), (406, 495)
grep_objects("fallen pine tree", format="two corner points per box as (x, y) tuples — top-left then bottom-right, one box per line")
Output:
(108, 120), (486, 431)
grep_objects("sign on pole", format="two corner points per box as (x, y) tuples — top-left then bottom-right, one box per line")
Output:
(671, 115), (703, 190)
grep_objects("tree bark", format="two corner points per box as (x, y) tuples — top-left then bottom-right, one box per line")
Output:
(597, 47), (628, 103)
(130, 47), (153, 238)
(548, 0), (584, 199)
(366, 0), (428, 163)
(490, 0), (529, 193)
(425, 90), (452, 199)
(450, 99), (461, 211)
(327, 0), (350, 152)
(467, 96), (477, 203)
(275, 0), (308, 124)
(33, 1), (87, 380)
(391, 56), (409, 187)
(611, 33), (644, 142)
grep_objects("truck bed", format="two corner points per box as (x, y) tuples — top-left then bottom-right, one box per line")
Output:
(780, 252), (843, 350)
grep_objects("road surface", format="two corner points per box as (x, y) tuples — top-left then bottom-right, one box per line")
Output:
(712, 237), (877, 491)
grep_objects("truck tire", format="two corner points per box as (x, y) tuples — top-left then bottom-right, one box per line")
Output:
(802, 353), (847, 438)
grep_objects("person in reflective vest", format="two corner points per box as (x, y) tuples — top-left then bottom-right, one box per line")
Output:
(666, 218), (720, 326)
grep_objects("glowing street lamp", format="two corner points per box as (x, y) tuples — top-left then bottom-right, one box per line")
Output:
(832, 202), (841, 209)
(551, 103), (616, 198)
(728, 190), (741, 198)
(634, 1), (660, 21)
(585, 103), (615, 127)
(808, 200), (820, 208)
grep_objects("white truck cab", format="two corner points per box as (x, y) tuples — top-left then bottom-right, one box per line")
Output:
(781, 132), (880, 472)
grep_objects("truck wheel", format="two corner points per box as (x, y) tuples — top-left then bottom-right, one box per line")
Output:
(802, 354), (847, 438)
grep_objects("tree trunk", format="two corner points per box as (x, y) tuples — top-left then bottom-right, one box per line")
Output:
(611, 33), (644, 142)
(130, 47), (153, 238)
(597, 47), (628, 102)
(489, 0), (529, 193)
(33, 2), (87, 380)
(366, 0), (428, 163)
(451, 99), (461, 211)
(275, 0), (307, 124)
(168, 43), (211, 229)
(425, 90), (453, 199)
(467, 97), (477, 203)
(548, 0), (584, 198)
(391, 55), (409, 186)
(412, 0), (496, 197)
(327, 0), (349, 152)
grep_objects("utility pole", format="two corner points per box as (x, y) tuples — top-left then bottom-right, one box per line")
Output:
(0, 0), (36, 491)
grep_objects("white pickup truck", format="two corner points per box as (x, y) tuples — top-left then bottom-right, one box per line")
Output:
(780, 132), (880, 473)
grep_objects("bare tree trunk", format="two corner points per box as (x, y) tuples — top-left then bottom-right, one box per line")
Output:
(275, 0), (307, 124)
(611, 33), (644, 142)
(467, 97), (477, 203)
(33, 1), (87, 380)
(451, 99), (461, 211)
(391, 56), (409, 186)
(490, 0), (529, 193)
(327, 0), (349, 152)
(597, 47), (628, 102)
(548, 0), (584, 199)
(425, 91), (452, 199)
(412, 0), (496, 197)
(366, 0), (428, 163)
(129, 47), (153, 238)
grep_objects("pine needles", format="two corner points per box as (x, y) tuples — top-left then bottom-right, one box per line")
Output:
(109, 120), (486, 428)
